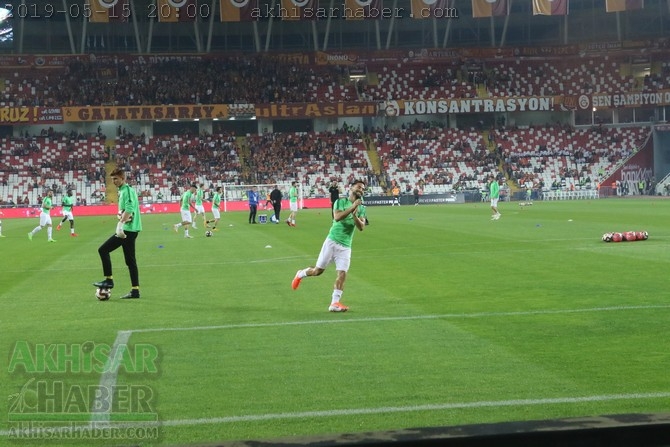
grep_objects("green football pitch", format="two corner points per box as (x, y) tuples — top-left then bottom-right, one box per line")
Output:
(1, 199), (669, 446)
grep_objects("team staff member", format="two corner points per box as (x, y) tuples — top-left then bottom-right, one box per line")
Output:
(93, 168), (142, 299)
(270, 185), (282, 223)
(248, 186), (259, 224)
(392, 184), (401, 206)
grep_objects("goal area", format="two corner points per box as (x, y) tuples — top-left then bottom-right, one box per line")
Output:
(221, 183), (302, 212)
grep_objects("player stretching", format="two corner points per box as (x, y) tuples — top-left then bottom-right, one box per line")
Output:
(174, 184), (196, 238)
(57, 190), (78, 237)
(291, 180), (367, 312)
(28, 190), (56, 242)
(286, 181), (298, 227)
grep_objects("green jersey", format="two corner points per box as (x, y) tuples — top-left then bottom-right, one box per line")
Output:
(181, 191), (194, 211)
(62, 195), (74, 212)
(212, 192), (221, 210)
(289, 186), (298, 203)
(41, 196), (52, 214)
(118, 183), (142, 232)
(327, 198), (358, 248)
(490, 180), (500, 199)
(195, 189), (204, 206)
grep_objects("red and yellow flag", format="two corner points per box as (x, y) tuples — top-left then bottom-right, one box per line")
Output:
(411, 0), (450, 19)
(532, 0), (568, 15)
(220, 0), (258, 21)
(344, 0), (383, 20)
(605, 0), (643, 12)
(471, 0), (509, 18)
(87, 0), (130, 22)
(279, 0), (318, 20)
(157, 0), (198, 22)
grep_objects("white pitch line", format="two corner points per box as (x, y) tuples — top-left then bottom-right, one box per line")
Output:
(2, 391), (667, 435)
(128, 304), (670, 334)
(155, 392), (670, 427)
(90, 330), (132, 425)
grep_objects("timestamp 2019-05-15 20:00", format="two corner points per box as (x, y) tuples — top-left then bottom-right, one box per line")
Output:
(3, 2), (213, 21)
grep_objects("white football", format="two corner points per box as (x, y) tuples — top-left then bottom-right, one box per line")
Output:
(96, 288), (111, 301)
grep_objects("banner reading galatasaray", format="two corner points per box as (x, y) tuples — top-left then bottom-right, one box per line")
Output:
(63, 105), (229, 122)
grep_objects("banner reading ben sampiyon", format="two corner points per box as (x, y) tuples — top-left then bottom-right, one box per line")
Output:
(63, 105), (229, 122)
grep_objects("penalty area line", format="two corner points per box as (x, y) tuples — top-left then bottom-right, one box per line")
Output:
(127, 304), (670, 334)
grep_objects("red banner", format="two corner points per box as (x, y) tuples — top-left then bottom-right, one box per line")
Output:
(87, 0), (130, 22)
(156, 0), (198, 22)
(220, 0), (258, 21)
(0, 107), (64, 124)
(344, 0), (383, 19)
(471, 0), (508, 18)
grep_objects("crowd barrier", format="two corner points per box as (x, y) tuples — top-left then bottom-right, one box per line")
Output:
(542, 189), (600, 200)
(0, 198), (331, 219)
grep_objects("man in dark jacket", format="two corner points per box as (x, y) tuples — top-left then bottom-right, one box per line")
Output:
(270, 185), (282, 223)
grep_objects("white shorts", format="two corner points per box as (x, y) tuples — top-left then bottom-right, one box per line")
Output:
(490, 198), (499, 207)
(39, 212), (52, 227)
(180, 209), (193, 223)
(62, 210), (74, 220)
(211, 208), (220, 219)
(194, 204), (205, 214)
(290, 201), (298, 212)
(315, 238), (352, 272)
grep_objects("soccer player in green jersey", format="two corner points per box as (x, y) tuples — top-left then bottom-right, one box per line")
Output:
(174, 184), (196, 238)
(56, 190), (78, 237)
(28, 189), (56, 242)
(291, 179), (367, 312)
(206, 186), (222, 230)
(489, 174), (501, 220)
(93, 168), (143, 299)
(192, 183), (206, 230)
(286, 181), (298, 227)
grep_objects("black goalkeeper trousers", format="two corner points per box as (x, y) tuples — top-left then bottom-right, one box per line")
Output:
(98, 231), (139, 287)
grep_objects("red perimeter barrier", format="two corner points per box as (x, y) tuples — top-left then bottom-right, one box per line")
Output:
(0, 198), (332, 219)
